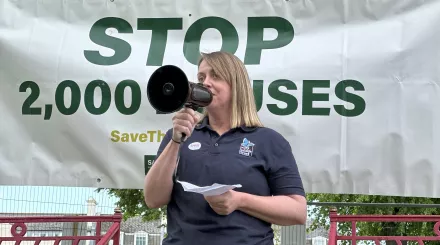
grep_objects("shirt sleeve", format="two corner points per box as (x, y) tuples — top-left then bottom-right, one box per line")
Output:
(266, 132), (305, 197)
(154, 128), (173, 161)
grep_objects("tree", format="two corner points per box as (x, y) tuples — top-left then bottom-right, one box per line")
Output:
(96, 188), (164, 222)
(306, 193), (440, 245)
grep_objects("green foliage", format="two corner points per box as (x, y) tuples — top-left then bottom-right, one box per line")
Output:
(306, 193), (440, 245)
(96, 188), (165, 222)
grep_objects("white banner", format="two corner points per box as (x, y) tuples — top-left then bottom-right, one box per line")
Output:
(0, 0), (439, 198)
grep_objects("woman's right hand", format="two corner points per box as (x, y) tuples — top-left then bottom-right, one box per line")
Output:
(172, 108), (200, 143)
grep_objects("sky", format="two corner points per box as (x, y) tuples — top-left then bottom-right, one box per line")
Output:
(0, 185), (119, 214)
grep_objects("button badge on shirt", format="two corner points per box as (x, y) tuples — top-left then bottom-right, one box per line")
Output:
(188, 142), (201, 150)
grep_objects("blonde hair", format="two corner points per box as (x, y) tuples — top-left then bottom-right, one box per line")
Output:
(197, 51), (263, 128)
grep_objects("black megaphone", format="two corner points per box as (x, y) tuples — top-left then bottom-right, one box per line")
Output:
(146, 65), (213, 141)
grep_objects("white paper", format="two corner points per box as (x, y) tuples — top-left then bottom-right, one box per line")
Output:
(176, 180), (242, 196)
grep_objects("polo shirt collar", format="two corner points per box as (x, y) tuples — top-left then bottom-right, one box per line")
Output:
(195, 116), (257, 132)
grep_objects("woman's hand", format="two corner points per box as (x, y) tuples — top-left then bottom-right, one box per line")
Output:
(172, 108), (200, 143)
(204, 190), (243, 215)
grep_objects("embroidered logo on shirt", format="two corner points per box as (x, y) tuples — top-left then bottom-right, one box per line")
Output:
(239, 138), (255, 157)
(188, 142), (201, 150)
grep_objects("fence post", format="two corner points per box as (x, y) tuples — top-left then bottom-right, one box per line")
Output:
(328, 207), (337, 245)
(113, 207), (122, 245)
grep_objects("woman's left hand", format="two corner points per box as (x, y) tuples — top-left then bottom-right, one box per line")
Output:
(204, 190), (243, 215)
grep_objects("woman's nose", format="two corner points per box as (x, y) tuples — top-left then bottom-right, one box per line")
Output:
(202, 78), (212, 88)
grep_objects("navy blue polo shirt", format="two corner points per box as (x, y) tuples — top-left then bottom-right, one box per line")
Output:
(155, 117), (305, 245)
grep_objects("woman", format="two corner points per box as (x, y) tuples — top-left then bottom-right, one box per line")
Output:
(144, 51), (307, 245)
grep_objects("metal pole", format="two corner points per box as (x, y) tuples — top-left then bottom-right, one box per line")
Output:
(307, 202), (440, 208)
(160, 209), (165, 245)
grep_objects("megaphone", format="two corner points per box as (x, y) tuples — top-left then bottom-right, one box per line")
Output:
(146, 65), (213, 141)
(146, 65), (213, 113)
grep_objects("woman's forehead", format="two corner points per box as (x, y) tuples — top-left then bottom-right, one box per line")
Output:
(198, 60), (213, 74)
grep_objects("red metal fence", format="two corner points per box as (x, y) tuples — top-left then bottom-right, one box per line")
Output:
(0, 209), (122, 245)
(328, 208), (440, 244)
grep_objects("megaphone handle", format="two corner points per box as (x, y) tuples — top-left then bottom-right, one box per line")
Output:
(184, 103), (199, 111)
(180, 103), (198, 143)
(181, 133), (187, 142)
